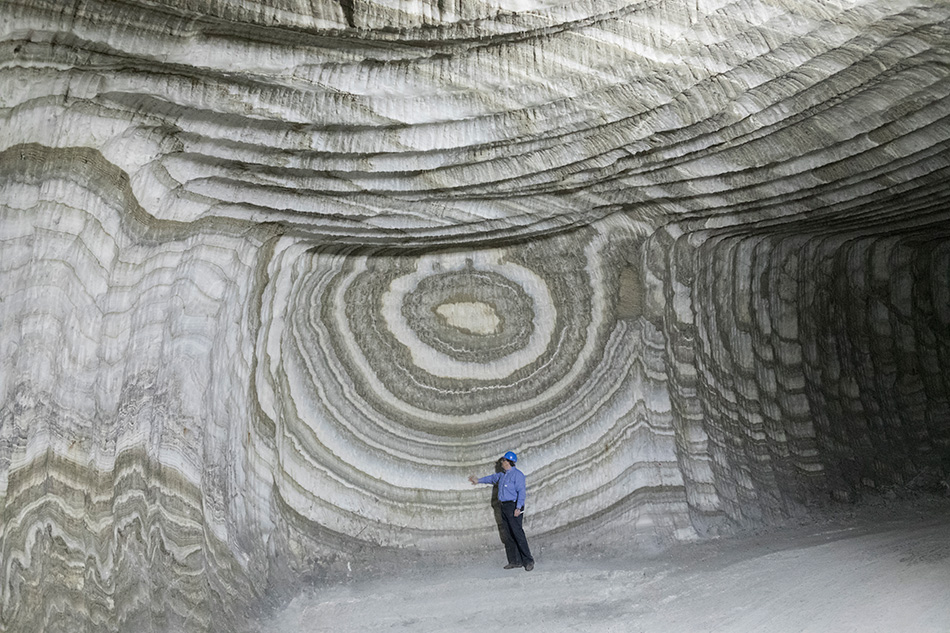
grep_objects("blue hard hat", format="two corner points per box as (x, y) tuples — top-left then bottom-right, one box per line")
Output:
(503, 451), (518, 463)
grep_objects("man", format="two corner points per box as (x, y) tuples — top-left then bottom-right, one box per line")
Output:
(469, 451), (535, 571)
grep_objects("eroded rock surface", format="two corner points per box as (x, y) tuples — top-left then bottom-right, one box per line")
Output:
(1, 0), (949, 631)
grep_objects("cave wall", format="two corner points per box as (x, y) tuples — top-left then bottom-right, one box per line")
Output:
(655, 225), (950, 526)
(2, 0), (950, 631)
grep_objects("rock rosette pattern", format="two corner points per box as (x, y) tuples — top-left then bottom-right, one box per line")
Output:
(257, 222), (689, 552)
(1, 0), (949, 631)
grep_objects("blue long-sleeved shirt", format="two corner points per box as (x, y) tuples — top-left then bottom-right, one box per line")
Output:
(478, 467), (527, 509)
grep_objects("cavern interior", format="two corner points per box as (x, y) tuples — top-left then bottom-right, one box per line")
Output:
(1, 0), (949, 631)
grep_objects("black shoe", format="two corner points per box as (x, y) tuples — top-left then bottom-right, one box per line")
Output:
(524, 562), (535, 571)
(504, 564), (522, 569)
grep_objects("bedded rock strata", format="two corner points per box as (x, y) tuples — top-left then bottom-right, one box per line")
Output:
(1, 0), (949, 630)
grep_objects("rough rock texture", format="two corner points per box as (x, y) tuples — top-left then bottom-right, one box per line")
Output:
(1, 0), (949, 631)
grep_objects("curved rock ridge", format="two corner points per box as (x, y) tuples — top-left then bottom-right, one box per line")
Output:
(1, 0), (950, 632)
(3, 0), (949, 242)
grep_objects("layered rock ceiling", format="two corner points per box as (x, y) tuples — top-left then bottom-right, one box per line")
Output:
(2, 0), (949, 631)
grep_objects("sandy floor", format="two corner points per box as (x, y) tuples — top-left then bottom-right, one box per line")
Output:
(260, 503), (950, 633)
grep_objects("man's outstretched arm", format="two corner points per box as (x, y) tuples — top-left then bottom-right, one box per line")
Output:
(469, 473), (501, 485)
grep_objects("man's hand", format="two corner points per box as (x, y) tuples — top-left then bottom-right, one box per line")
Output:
(468, 475), (478, 485)
(514, 508), (522, 517)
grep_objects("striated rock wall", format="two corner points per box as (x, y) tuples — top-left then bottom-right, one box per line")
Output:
(1, 0), (949, 631)
(654, 225), (950, 526)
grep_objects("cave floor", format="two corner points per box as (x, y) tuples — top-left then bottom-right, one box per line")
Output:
(260, 499), (950, 633)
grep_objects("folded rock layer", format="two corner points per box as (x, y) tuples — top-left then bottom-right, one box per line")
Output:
(1, 0), (948, 631)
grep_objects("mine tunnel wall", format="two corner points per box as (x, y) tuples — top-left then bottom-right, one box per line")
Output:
(656, 227), (950, 529)
(3, 0), (950, 629)
(2, 180), (949, 632)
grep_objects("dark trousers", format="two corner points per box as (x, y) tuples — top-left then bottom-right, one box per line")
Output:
(499, 501), (534, 566)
